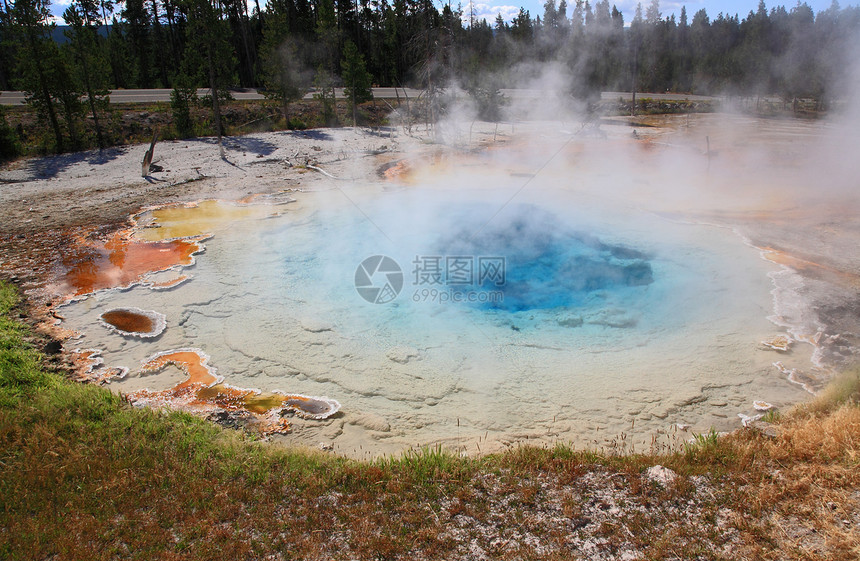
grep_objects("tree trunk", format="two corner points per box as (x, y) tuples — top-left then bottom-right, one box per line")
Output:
(207, 45), (224, 158)
(239, 0), (256, 85)
(61, 94), (79, 149)
(150, 0), (170, 87)
(631, 44), (638, 117)
(253, 0), (262, 34)
(26, 29), (63, 152)
(100, 0), (111, 37)
(76, 40), (105, 149)
(164, 0), (181, 69)
(352, 87), (357, 128)
(38, 77), (63, 152)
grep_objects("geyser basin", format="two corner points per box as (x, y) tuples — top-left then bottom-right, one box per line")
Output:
(58, 175), (812, 456)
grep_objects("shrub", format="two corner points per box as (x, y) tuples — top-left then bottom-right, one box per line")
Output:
(171, 75), (197, 139)
(0, 106), (21, 162)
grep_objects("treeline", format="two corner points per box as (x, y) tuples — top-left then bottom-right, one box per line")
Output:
(1, 0), (859, 154)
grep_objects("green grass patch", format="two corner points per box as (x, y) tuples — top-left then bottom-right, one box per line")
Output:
(761, 408), (782, 423)
(0, 283), (54, 407)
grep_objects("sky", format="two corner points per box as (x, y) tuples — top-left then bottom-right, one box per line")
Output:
(465, 0), (848, 25)
(46, 0), (852, 27)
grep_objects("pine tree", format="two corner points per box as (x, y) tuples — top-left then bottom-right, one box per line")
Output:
(340, 40), (373, 126)
(53, 49), (84, 149)
(313, 64), (337, 126)
(494, 13), (506, 31)
(122, 0), (152, 87)
(180, 0), (235, 157)
(223, 0), (256, 87)
(149, 0), (170, 86)
(510, 8), (533, 42)
(0, 0), (14, 90)
(259, 0), (312, 125)
(261, 39), (311, 126)
(9, 0), (67, 152)
(315, 0), (339, 72)
(63, 0), (111, 149)
(170, 72), (196, 138)
(465, 70), (504, 122)
(106, 15), (131, 87)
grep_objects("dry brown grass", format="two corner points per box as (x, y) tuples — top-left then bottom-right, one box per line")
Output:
(698, 368), (860, 561)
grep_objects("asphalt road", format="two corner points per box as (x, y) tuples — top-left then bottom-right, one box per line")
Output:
(0, 87), (424, 105)
(0, 88), (717, 106)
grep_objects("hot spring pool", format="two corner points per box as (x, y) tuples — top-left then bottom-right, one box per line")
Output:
(57, 175), (812, 456)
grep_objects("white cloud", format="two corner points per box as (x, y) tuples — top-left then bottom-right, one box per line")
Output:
(659, 0), (707, 19)
(461, 2), (521, 25)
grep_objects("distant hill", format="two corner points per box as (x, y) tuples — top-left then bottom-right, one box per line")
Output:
(50, 24), (111, 45)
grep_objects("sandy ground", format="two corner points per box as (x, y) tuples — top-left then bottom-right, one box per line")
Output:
(2, 115), (860, 457)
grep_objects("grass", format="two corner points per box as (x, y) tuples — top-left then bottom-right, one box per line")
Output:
(0, 285), (54, 408)
(687, 428), (722, 451)
(0, 279), (858, 559)
(798, 368), (860, 415)
(762, 408), (782, 423)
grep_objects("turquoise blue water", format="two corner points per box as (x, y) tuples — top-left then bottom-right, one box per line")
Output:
(58, 183), (808, 457)
(262, 192), (694, 339)
(435, 204), (654, 311)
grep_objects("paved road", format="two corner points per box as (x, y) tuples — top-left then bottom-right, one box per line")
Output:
(0, 87), (718, 106)
(0, 87), (426, 105)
